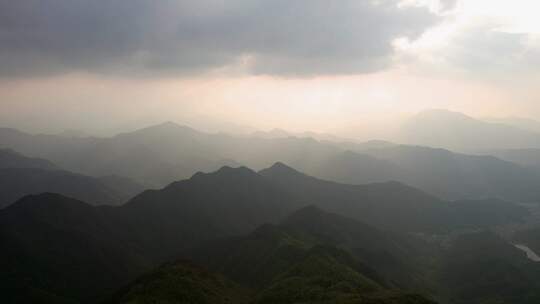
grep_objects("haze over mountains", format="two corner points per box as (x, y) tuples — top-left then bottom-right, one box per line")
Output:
(484, 117), (540, 134)
(3, 0), (540, 302)
(0, 149), (143, 208)
(4, 112), (540, 203)
(399, 110), (540, 152)
(3, 109), (540, 303)
(246, 110), (540, 155)
(0, 148), (58, 170)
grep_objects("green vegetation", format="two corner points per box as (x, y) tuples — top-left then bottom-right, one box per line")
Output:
(436, 232), (540, 304)
(109, 261), (249, 304)
(1, 165), (538, 303)
(114, 244), (434, 304)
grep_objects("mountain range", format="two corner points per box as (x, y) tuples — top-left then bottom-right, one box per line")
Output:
(3, 119), (540, 203)
(399, 109), (540, 152)
(0, 164), (533, 303)
(0, 149), (143, 208)
(110, 206), (437, 304)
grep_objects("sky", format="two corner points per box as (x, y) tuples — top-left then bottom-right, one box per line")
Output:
(0, 0), (539, 137)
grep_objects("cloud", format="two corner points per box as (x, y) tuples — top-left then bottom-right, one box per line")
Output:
(430, 24), (540, 80)
(439, 0), (458, 11)
(394, 4), (540, 82)
(446, 25), (535, 73)
(0, 0), (438, 77)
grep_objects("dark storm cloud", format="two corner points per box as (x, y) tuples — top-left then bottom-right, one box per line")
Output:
(0, 0), (438, 77)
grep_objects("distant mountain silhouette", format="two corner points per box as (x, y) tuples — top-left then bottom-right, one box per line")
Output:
(251, 128), (354, 143)
(335, 139), (397, 151)
(251, 128), (292, 139)
(57, 129), (91, 138)
(400, 109), (540, 152)
(97, 174), (146, 200)
(361, 145), (540, 202)
(0, 124), (242, 187)
(0, 148), (57, 170)
(260, 162), (528, 232)
(304, 150), (407, 185)
(484, 116), (540, 133)
(0, 123), (360, 187)
(305, 145), (540, 203)
(3, 121), (540, 203)
(486, 148), (540, 168)
(0, 148), (144, 208)
(0, 168), (143, 208)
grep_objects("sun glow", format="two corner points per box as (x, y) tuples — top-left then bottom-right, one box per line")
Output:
(395, 0), (540, 73)
(461, 0), (540, 34)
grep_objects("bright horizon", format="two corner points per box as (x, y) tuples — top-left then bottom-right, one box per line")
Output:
(1, 0), (539, 138)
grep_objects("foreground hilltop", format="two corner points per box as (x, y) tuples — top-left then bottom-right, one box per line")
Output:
(0, 164), (533, 303)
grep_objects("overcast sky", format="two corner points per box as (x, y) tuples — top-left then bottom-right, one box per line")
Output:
(0, 0), (539, 136)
